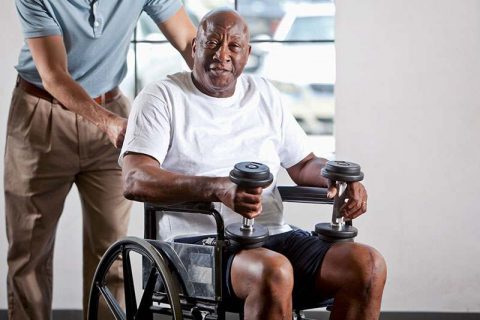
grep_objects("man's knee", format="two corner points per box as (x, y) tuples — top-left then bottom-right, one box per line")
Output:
(258, 254), (294, 294)
(232, 249), (294, 299)
(321, 243), (387, 298)
(340, 244), (387, 296)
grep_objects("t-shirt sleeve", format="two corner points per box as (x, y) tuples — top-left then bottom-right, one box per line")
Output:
(119, 85), (171, 166)
(143, 0), (182, 24)
(272, 83), (311, 168)
(15, 0), (61, 38)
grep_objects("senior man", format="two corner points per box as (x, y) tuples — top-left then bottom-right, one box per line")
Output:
(120, 8), (387, 320)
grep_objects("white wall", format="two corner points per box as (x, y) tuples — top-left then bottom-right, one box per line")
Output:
(335, 0), (480, 312)
(1, 0), (480, 313)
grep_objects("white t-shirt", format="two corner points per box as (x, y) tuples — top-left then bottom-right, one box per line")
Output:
(120, 71), (310, 241)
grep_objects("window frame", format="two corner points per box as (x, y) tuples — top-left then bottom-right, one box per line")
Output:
(130, 0), (335, 95)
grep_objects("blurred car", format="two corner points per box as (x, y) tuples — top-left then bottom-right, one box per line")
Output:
(237, 0), (285, 38)
(252, 2), (335, 135)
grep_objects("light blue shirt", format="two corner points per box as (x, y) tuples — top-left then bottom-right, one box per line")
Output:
(15, 0), (182, 97)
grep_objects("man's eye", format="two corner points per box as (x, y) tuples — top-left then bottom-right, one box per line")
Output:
(230, 44), (241, 51)
(205, 41), (218, 48)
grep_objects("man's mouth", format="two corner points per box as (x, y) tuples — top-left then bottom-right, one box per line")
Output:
(209, 66), (232, 74)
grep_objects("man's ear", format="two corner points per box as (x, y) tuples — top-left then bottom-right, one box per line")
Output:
(192, 37), (197, 56)
(247, 44), (252, 56)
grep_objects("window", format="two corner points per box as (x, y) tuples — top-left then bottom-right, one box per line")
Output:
(120, 0), (335, 156)
(286, 16), (334, 41)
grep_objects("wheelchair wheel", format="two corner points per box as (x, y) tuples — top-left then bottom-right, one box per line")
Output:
(88, 237), (183, 320)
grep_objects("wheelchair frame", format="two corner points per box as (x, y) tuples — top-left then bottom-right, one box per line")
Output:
(88, 186), (336, 320)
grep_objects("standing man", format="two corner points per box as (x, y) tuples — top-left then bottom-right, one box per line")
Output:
(5, 0), (196, 319)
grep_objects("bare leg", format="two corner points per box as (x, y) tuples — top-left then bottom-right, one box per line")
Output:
(316, 242), (387, 320)
(230, 248), (294, 320)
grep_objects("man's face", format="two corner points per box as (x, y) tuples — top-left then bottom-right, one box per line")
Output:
(192, 12), (251, 97)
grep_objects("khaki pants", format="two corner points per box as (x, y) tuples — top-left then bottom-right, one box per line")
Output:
(5, 87), (132, 320)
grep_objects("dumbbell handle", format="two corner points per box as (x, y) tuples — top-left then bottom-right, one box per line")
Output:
(240, 217), (254, 231)
(331, 181), (348, 227)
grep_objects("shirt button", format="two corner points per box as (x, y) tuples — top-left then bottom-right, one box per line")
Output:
(94, 21), (100, 27)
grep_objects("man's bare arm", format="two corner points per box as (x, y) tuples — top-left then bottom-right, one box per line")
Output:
(287, 152), (367, 219)
(27, 35), (127, 147)
(122, 153), (263, 218)
(286, 152), (330, 188)
(157, 7), (196, 69)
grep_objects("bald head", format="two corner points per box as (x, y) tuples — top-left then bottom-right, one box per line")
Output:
(191, 8), (252, 98)
(198, 8), (250, 42)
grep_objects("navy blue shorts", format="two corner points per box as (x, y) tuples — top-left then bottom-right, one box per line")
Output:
(176, 229), (333, 310)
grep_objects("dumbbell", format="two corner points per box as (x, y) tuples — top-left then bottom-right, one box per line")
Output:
(225, 162), (272, 248)
(315, 160), (364, 242)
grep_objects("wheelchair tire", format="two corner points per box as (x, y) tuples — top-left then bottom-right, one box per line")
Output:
(87, 236), (183, 320)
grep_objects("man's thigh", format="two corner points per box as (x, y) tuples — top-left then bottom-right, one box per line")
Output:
(5, 88), (80, 243)
(223, 230), (332, 307)
(174, 230), (334, 309)
(262, 230), (333, 304)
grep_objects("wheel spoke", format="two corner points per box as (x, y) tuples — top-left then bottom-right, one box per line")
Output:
(122, 248), (137, 318)
(135, 265), (158, 320)
(99, 285), (126, 320)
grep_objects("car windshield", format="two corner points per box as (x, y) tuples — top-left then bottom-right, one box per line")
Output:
(285, 16), (335, 41)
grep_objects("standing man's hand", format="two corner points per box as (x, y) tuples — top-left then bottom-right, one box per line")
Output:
(104, 114), (127, 148)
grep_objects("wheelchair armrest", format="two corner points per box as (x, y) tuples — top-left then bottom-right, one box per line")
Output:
(278, 186), (334, 205)
(144, 202), (225, 241)
(145, 201), (214, 213)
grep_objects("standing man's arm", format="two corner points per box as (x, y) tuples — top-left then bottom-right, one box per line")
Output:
(27, 35), (127, 147)
(156, 7), (196, 69)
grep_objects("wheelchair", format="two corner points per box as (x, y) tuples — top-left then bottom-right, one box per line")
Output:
(87, 185), (344, 320)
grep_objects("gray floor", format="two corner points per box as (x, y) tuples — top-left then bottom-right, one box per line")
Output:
(1, 310), (480, 320)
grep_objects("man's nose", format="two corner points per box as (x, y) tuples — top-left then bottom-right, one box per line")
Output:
(214, 43), (231, 62)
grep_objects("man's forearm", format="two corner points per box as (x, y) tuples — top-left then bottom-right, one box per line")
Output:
(42, 71), (119, 132)
(123, 161), (226, 204)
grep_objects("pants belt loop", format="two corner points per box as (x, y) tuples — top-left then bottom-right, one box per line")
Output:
(101, 93), (106, 106)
